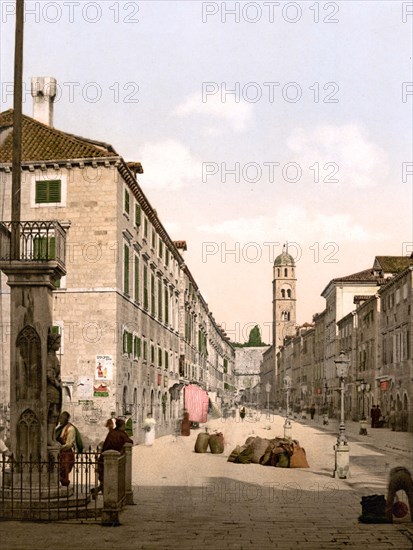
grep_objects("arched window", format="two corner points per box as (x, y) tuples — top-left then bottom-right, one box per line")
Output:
(277, 269), (280, 277)
(284, 268), (288, 277)
(287, 289), (291, 298)
(281, 289), (285, 298)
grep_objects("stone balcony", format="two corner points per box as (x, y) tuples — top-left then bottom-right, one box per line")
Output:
(0, 221), (66, 269)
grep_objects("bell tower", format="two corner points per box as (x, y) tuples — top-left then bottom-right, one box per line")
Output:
(272, 243), (297, 348)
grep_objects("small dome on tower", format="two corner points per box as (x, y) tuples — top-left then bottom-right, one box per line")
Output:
(274, 244), (295, 267)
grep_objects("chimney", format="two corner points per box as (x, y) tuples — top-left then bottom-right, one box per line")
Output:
(31, 77), (57, 127)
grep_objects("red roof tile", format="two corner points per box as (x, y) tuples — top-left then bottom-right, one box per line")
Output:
(0, 109), (117, 163)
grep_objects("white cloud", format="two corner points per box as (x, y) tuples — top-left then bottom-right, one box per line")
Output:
(286, 124), (389, 188)
(174, 90), (253, 132)
(138, 140), (200, 190)
(198, 207), (385, 244)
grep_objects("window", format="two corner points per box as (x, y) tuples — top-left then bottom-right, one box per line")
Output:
(124, 188), (130, 215)
(123, 244), (130, 295)
(123, 330), (133, 355)
(135, 203), (141, 226)
(134, 256), (139, 302)
(133, 336), (141, 359)
(158, 279), (163, 321)
(143, 339), (148, 361)
(151, 273), (156, 316)
(165, 287), (169, 325)
(165, 250), (169, 267)
(287, 289), (291, 298)
(35, 179), (61, 204)
(143, 265), (149, 309)
(223, 358), (228, 373)
(33, 235), (56, 260)
(284, 268), (288, 277)
(150, 343), (155, 364)
(158, 347), (162, 367)
(159, 240), (163, 260)
(144, 217), (148, 239)
(281, 289), (285, 298)
(165, 350), (169, 370)
(151, 229), (156, 249)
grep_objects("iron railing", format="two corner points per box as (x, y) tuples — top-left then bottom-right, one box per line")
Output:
(0, 449), (100, 522)
(0, 221), (66, 267)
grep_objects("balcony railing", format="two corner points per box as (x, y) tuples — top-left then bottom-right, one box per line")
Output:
(0, 221), (66, 267)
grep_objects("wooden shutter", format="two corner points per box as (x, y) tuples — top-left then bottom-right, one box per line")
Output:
(124, 244), (129, 294)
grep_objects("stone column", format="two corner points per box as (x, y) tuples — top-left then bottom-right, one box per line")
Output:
(123, 442), (134, 505)
(101, 450), (122, 526)
(0, 261), (63, 493)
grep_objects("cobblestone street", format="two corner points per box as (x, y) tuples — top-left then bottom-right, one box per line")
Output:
(1, 413), (412, 549)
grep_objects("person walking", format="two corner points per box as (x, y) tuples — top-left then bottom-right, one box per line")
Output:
(143, 413), (157, 446)
(310, 404), (316, 420)
(55, 411), (83, 486)
(240, 406), (246, 422)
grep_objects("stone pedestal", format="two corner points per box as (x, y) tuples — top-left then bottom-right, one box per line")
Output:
(333, 442), (350, 479)
(284, 418), (292, 439)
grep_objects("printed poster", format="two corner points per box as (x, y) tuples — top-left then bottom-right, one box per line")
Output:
(95, 355), (113, 381)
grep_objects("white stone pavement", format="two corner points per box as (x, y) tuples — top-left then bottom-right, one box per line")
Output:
(1, 413), (412, 550)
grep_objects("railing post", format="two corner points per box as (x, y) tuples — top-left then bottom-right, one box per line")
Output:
(123, 443), (134, 505)
(101, 450), (121, 526)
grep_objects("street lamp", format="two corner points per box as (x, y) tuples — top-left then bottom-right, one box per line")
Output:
(256, 385), (261, 411)
(283, 375), (292, 438)
(333, 351), (350, 479)
(265, 382), (271, 419)
(357, 380), (368, 435)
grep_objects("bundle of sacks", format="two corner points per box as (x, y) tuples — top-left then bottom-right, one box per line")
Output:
(227, 436), (309, 468)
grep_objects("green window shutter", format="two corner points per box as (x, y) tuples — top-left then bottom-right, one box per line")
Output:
(165, 350), (169, 369)
(151, 274), (155, 316)
(54, 277), (61, 289)
(158, 279), (162, 321)
(158, 347), (162, 367)
(159, 240), (163, 259)
(165, 250), (169, 267)
(137, 337), (141, 358)
(127, 332), (133, 354)
(123, 331), (128, 354)
(143, 340), (147, 360)
(135, 203), (141, 226)
(151, 344), (155, 364)
(144, 217), (148, 238)
(152, 230), (156, 249)
(133, 336), (138, 358)
(143, 266), (148, 309)
(134, 256), (139, 302)
(124, 189), (130, 214)
(124, 244), (130, 294)
(35, 180), (61, 204)
(164, 287), (169, 325)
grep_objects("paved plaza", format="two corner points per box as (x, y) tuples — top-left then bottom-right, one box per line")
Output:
(1, 413), (412, 550)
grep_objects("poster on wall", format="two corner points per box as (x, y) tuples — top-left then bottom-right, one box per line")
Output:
(76, 377), (94, 400)
(95, 355), (113, 381)
(93, 383), (110, 397)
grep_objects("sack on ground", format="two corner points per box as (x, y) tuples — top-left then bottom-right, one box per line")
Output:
(227, 445), (241, 462)
(249, 437), (271, 464)
(195, 432), (210, 453)
(289, 445), (309, 468)
(236, 445), (254, 464)
(209, 432), (224, 454)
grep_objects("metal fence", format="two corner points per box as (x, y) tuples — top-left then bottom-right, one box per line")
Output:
(0, 449), (101, 522)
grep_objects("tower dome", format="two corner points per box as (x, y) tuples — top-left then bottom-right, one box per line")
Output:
(274, 244), (295, 267)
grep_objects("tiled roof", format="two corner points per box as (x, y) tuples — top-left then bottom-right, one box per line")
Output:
(331, 268), (379, 284)
(374, 256), (413, 273)
(0, 109), (117, 163)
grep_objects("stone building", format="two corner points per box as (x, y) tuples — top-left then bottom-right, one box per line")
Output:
(234, 346), (270, 405)
(0, 78), (235, 444)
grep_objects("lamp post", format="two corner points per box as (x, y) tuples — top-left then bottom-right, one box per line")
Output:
(333, 351), (350, 479)
(358, 380), (368, 435)
(265, 382), (271, 420)
(283, 375), (292, 438)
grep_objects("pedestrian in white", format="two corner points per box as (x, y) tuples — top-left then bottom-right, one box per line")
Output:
(0, 426), (10, 455)
(143, 413), (156, 446)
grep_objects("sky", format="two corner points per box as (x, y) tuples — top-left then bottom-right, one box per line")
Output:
(1, 0), (412, 345)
